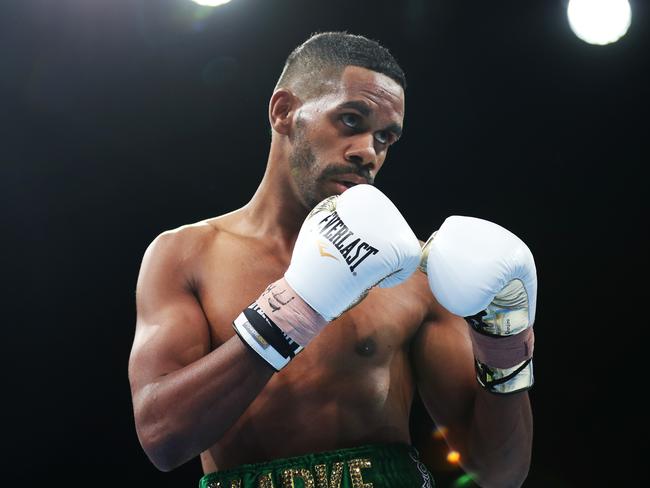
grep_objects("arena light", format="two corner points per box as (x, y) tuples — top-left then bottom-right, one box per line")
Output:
(567, 0), (632, 45)
(191, 0), (232, 6)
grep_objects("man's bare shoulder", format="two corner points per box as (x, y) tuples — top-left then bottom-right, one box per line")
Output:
(141, 209), (246, 267)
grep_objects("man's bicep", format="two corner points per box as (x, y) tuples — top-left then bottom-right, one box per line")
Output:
(128, 233), (211, 394)
(411, 311), (477, 445)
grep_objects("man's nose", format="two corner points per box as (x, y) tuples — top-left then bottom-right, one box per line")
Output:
(344, 133), (378, 171)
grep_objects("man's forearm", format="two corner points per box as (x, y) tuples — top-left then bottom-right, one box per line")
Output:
(133, 336), (274, 471)
(464, 389), (533, 488)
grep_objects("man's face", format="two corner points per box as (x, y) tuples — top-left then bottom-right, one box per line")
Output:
(287, 66), (405, 210)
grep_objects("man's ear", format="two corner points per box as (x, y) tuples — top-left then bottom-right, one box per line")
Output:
(269, 89), (299, 136)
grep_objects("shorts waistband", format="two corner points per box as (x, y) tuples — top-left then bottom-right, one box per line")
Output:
(199, 443), (434, 488)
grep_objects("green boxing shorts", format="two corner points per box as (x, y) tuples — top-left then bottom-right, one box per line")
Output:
(199, 443), (434, 488)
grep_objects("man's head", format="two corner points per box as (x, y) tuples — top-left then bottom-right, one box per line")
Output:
(269, 32), (406, 210)
(275, 32), (406, 99)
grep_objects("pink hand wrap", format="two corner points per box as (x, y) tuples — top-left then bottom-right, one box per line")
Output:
(257, 277), (328, 347)
(469, 327), (535, 369)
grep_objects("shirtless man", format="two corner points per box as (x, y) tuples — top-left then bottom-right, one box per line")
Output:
(128, 32), (536, 488)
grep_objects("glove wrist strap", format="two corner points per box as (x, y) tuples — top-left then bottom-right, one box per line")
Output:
(232, 277), (327, 371)
(475, 358), (534, 394)
(233, 304), (303, 372)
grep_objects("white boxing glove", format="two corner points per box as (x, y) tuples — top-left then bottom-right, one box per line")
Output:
(233, 184), (421, 371)
(421, 216), (537, 394)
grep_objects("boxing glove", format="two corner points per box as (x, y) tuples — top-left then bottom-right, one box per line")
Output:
(420, 216), (537, 394)
(234, 184), (421, 371)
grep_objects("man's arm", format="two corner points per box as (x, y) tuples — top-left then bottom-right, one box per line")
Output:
(411, 305), (533, 488)
(128, 229), (274, 472)
(413, 216), (537, 487)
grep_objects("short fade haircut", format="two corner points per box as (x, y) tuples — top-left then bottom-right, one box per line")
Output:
(275, 32), (406, 99)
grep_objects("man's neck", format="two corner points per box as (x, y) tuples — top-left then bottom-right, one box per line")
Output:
(242, 158), (307, 252)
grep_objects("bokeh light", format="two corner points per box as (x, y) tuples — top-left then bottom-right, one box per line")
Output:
(191, 0), (232, 7)
(567, 0), (631, 45)
(432, 425), (448, 440)
(452, 473), (475, 487)
(447, 450), (461, 464)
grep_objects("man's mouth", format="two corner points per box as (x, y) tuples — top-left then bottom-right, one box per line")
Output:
(336, 180), (356, 189)
(332, 175), (369, 189)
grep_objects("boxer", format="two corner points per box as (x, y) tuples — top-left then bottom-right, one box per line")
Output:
(128, 32), (536, 488)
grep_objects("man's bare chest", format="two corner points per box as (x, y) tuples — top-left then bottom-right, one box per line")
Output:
(191, 236), (431, 359)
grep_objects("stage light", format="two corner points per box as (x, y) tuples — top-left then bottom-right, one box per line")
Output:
(567, 0), (631, 45)
(191, 0), (232, 6)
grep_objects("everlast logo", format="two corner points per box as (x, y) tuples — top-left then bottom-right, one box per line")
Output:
(317, 212), (378, 274)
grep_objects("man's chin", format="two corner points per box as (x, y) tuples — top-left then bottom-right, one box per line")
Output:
(302, 180), (365, 210)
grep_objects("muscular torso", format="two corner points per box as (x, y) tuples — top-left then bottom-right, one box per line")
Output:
(181, 212), (435, 472)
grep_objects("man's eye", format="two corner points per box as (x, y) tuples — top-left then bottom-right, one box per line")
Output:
(341, 113), (360, 128)
(374, 131), (389, 144)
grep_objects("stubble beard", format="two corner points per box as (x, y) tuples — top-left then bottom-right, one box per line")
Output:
(289, 126), (328, 211)
(288, 121), (375, 211)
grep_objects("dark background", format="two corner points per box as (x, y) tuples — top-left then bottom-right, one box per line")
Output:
(1, 0), (648, 486)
